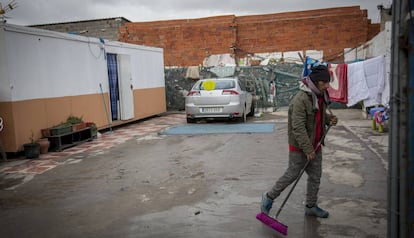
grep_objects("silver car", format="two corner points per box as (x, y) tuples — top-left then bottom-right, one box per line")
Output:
(185, 78), (254, 123)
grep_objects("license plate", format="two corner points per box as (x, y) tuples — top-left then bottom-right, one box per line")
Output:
(201, 107), (223, 113)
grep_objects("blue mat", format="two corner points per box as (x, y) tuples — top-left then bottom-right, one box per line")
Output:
(160, 123), (275, 135)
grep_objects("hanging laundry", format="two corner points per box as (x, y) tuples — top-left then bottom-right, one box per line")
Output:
(362, 55), (386, 107)
(327, 64), (348, 104)
(304, 55), (387, 108)
(303, 56), (349, 104)
(302, 56), (328, 77)
(347, 61), (369, 107)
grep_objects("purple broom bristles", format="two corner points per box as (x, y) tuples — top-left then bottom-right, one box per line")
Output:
(256, 212), (288, 236)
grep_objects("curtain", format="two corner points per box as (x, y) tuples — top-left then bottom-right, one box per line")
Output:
(106, 53), (119, 120)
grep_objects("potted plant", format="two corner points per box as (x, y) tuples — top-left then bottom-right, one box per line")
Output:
(66, 115), (86, 132)
(50, 122), (72, 136)
(86, 122), (98, 138)
(23, 130), (40, 159)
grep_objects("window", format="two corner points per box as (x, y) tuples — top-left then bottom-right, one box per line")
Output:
(198, 80), (235, 90)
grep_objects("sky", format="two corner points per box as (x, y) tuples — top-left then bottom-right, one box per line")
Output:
(2, 0), (392, 26)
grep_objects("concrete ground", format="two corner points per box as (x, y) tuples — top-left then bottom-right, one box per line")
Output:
(0, 109), (388, 237)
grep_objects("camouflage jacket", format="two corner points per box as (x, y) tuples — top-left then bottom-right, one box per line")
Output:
(287, 83), (332, 155)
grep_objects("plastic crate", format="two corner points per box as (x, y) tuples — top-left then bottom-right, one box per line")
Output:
(50, 124), (72, 136)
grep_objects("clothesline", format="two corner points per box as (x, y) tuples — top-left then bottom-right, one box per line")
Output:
(303, 56), (389, 108)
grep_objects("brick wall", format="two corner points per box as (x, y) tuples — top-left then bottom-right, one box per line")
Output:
(120, 6), (380, 66)
(119, 15), (237, 66)
(236, 7), (375, 61)
(31, 17), (130, 42)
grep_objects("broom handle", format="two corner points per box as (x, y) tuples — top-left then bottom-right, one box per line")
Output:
(275, 125), (331, 218)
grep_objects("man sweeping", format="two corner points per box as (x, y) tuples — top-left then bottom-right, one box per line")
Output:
(261, 65), (338, 218)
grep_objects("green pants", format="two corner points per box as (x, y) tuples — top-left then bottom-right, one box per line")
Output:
(267, 150), (322, 206)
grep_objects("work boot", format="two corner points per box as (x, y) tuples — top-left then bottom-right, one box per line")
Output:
(305, 205), (329, 218)
(261, 192), (273, 214)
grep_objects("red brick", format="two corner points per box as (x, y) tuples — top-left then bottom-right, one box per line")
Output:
(119, 6), (380, 66)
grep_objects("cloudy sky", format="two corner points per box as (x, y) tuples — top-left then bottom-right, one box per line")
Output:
(3, 0), (392, 26)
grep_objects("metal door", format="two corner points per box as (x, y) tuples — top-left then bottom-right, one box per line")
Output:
(117, 54), (134, 120)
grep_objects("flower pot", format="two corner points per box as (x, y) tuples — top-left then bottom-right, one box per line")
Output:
(23, 143), (40, 159)
(41, 128), (51, 137)
(86, 122), (98, 138)
(72, 122), (87, 132)
(37, 138), (50, 154)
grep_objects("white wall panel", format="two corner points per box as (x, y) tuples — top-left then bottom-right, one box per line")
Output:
(135, 49), (165, 89)
(104, 42), (164, 90)
(0, 25), (12, 101)
(305, 50), (324, 61)
(344, 48), (357, 63)
(367, 31), (386, 58)
(4, 27), (108, 102)
(1, 24), (165, 102)
(283, 51), (303, 63)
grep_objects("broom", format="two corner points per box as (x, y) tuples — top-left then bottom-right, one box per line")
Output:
(256, 125), (332, 236)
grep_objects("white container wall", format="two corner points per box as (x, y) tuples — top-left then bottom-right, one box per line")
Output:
(0, 23), (166, 152)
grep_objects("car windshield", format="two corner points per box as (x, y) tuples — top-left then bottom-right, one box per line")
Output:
(197, 80), (235, 90)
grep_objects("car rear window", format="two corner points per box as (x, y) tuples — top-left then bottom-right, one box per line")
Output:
(198, 80), (235, 90)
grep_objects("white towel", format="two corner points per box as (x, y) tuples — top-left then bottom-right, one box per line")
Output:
(362, 55), (386, 107)
(347, 61), (369, 107)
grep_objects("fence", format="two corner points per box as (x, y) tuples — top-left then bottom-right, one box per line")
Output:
(164, 64), (304, 112)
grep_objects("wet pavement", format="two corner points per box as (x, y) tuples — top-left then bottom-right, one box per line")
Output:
(0, 109), (388, 237)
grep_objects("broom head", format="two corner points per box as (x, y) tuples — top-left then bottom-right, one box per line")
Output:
(256, 212), (288, 235)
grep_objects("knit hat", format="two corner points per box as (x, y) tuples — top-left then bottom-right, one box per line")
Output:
(309, 65), (331, 83)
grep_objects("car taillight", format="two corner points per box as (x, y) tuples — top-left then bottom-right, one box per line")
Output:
(222, 89), (239, 95)
(187, 90), (200, 96)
